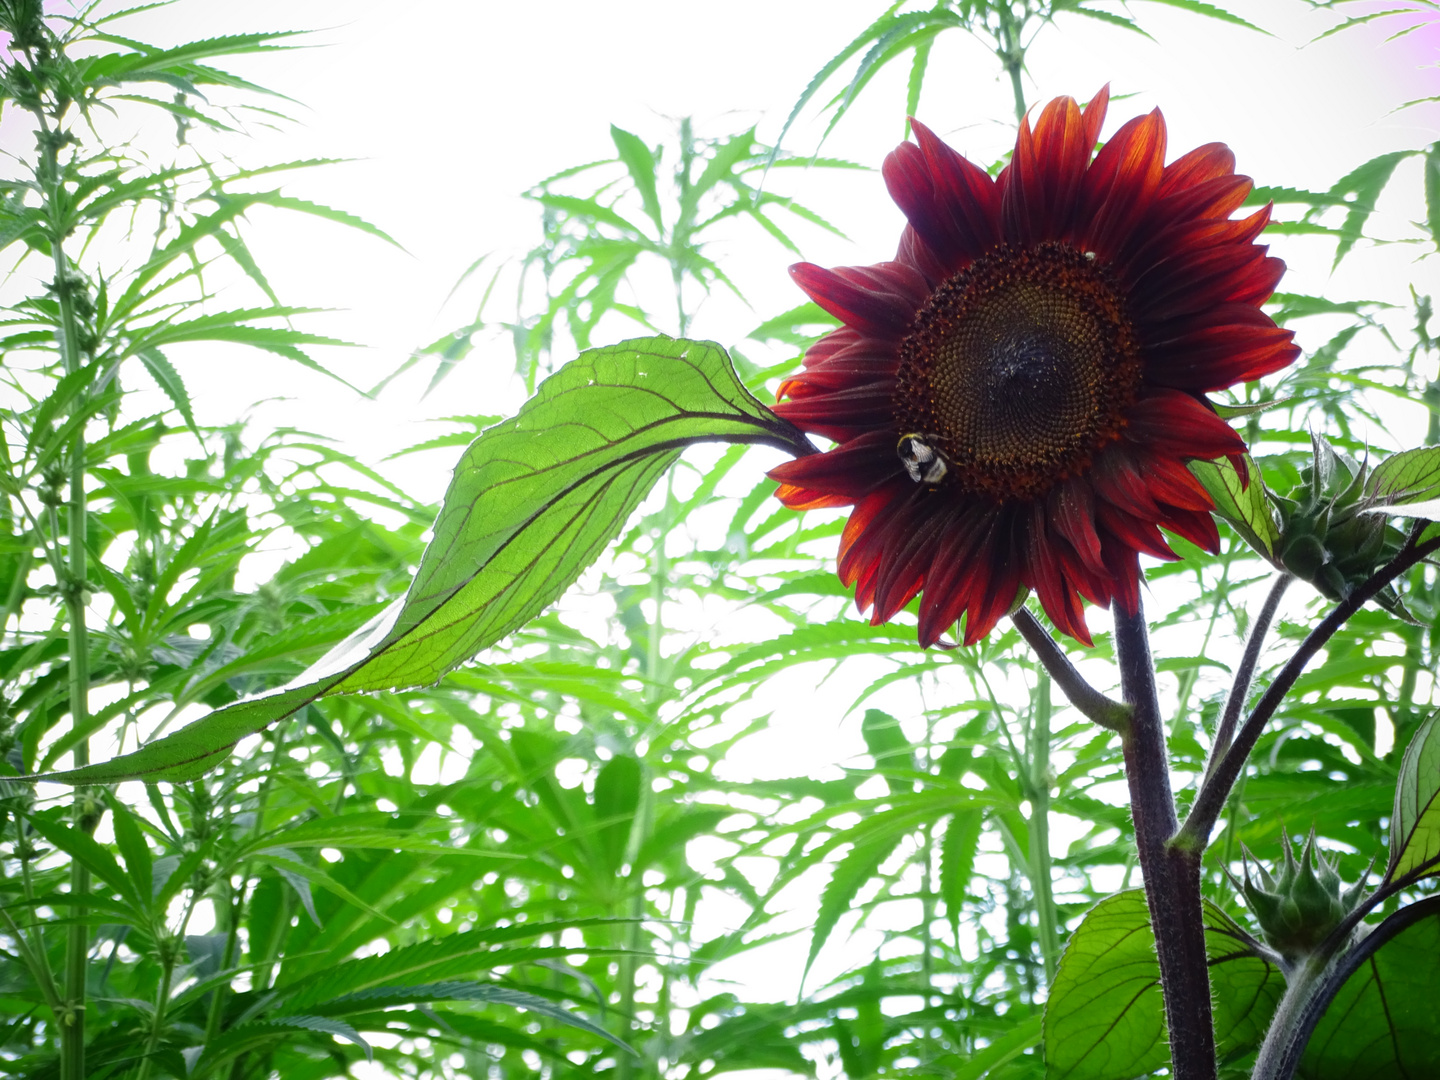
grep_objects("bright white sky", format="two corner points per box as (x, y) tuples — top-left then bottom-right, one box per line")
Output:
(29, 0), (1440, 1064)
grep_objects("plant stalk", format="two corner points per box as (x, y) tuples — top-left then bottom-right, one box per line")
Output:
(33, 91), (95, 1080)
(1203, 573), (1291, 782)
(1027, 673), (1059, 983)
(1113, 602), (1215, 1080)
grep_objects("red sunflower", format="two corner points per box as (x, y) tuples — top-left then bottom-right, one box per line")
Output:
(769, 87), (1299, 647)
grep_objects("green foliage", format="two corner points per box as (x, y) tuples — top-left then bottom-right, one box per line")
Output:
(1043, 891), (1283, 1078)
(4, 3), (1440, 1080)
(44, 337), (813, 784)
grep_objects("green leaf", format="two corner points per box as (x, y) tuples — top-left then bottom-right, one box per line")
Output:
(43, 337), (810, 785)
(1190, 454), (1280, 561)
(104, 794), (153, 910)
(1366, 447), (1440, 507)
(860, 708), (915, 778)
(1299, 896), (1440, 1079)
(1385, 708), (1440, 885)
(313, 981), (633, 1053)
(1425, 142), (1440, 251)
(1133, 0), (1266, 33)
(135, 347), (198, 436)
(1043, 890), (1283, 1079)
(803, 830), (906, 991)
(610, 125), (662, 232)
(24, 813), (141, 910)
(939, 808), (982, 941)
(593, 754), (642, 875)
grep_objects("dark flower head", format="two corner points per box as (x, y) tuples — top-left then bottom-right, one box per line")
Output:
(769, 88), (1299, 647)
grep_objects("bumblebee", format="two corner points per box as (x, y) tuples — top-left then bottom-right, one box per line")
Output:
(897, 434), (948, 485)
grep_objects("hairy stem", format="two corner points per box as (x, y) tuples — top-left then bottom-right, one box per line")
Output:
(1010, 609), (1131, 731)
(1182, 527), (1440, 849)
(1113, 603), (1214, 1080)
(1203, 573), (1292, 783)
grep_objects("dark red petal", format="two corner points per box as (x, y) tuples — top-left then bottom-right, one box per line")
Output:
(1082, 85), (1111, 149)
(1131, 243), (1282, 323)
(838, 487), (904, 589)
(1003, 96), (1090, 245)
(1143, 319), (1300, 392)
(1122, 203), (1273, 289)
(966, 534), (1024, 645)
(1097, 501), (1176, 561)
(1090, 446), (1162, 521)
(789, 261), (928, 335)
(772, 382), (895, 444)
(1026, 506), (1093, 645)
(1139, 455), (1216, 513)
(917, 509), (991, 646)
(1158, 505), (1222, 552)
(1047, 477), (1107, 576)
(897, 120), (1004, 268)
(1100, 535), (1143, 616)
(1075, 109), (1166, 257)
(768, 429), (903, 505)
(895, 222), (953, 286)
(1157, 142), (1237, 198)
(871, 500), (950, 622)
(1124, 388), (1247, 460)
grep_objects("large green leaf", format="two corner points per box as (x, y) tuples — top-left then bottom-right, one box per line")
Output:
(1043, 890), (1283, 1079)
(1299, 897), (1440, 1079)
(1190, 454), (1280, 560)
(44, 337), (811, 784)
(1386, 708), (1440, 885)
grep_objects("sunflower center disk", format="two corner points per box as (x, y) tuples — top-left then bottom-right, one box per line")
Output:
(895, 242), (1142, 501)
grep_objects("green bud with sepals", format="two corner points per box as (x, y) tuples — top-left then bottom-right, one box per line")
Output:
(1268, 433), (1411, 617)
(1239, 827), (1369, 963)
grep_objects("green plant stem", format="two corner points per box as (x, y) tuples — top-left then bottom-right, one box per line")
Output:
(1026, 673), (1059, 983)
(1203, 573), (1291, 784)
(32, 90), (95, 1080)
(993, 3), (1027, 122)
(1182, 526), (1440, 849)
(1113, 602), (1215, 1080)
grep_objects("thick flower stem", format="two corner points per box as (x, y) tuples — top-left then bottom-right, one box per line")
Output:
(1113, 603), (1215, 1080)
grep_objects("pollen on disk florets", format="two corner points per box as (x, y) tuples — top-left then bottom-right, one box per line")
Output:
(893, 242), (1142, 501)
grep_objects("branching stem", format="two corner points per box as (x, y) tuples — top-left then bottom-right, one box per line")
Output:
(1181, 526), (1440, 850)
(1204, 572), (1291, 781)
(1010, 609), (1130, 731)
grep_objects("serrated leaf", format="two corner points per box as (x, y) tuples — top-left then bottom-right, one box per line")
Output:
(135, 347), (198, 436)
(315, 981), (633, 1052)
(940, 808), (982, 941)
(1043, 890), (1283, 1079)
(1386, 708), (1440, 885)
(803, 830), (906, 991)
(1212, 396), (1291, 420)
(610, 125), (662, 232)
(43, 337), (812, 784)
(1190, 454), (1280, 560)
(1366, 446), (1440, 507)
(1425, 141), (1440, 251)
